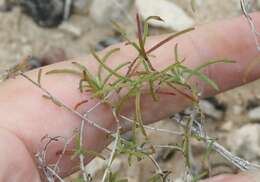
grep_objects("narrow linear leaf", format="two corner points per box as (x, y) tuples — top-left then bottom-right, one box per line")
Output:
(183, 119), (192, 168)
(147, 27), (195, 54)
(74, 99), (89, 110)
(180, 65), (220, 90)
(102, 61), (131, 87)
(46, 69), (81, 76)
(192, 60), (235, 76)
(135, 91), (148, 138)
(72, 62), (97, 81)
(42, 95), (62, 107)
(91, 49), (131, 82)
(143, 16), (164, 44)
(37, 69), (42, 85)
(98, 48), (121, 82)
(191, 0), (196, 12)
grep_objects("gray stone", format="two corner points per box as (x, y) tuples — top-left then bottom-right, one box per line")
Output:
(248, 107), (260, 121)
(199, 100), (224, 120)
(227, 124), (260, 160)
(59, 22), (82, 37)
(136, 0), (194, 31)
(73, 0), (92, 14)
(89, 0), (133, 24)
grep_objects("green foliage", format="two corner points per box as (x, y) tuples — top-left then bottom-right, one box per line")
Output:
(116, 138), (154, 166)
(191, 0), (197, 12)
(72, 177), (91, 182)
(45, 13), (233, 182)
(148, 171), (171, 182)
(72, 133), (105, 160)
(107, 172), (128, 182)
(191, 171), (208, 182)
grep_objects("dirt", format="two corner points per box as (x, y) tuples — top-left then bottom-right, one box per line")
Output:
(0, 0), (260, 181)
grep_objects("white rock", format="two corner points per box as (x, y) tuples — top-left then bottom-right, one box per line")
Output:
(90, 0), (133, 24)
(59, 22), (82, 37)
(85, 157), (105, 176)
(84, 156), (123, 176)
(136, 0), (194, 31)
(248, 107), (260, 121)
(227, 124), (260, 160)
(220, 120), (234, 131)
(199, 100), (223, 120)
(232, 105), (243, 115)
(73, 0), (92, 14)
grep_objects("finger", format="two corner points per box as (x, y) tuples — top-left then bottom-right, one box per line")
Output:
(202, 171), (260, 182)
(0, 128), (41, 182)
(1, 13), (260, 178)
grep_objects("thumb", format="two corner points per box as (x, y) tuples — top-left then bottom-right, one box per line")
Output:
(202, 170), (260, 182)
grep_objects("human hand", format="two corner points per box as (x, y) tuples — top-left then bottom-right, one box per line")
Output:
(1, 13), (260, 182)
(202, 172), (260, 182)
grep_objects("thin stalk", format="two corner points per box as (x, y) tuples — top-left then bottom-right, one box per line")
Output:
(20, 72), (112, 134)
(101, 109), (121, 182)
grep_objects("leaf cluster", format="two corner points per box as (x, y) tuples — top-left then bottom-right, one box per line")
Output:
(46, 14), (234, 182)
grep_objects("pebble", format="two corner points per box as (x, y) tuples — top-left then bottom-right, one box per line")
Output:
(232, 105), (243, 115)
(95, 32), (122, 51)
(73, 0), (92, 14)
(220, 120), (234, 131)
(248, 107), (260, 121)
(199, 99), (224, 120)
(246, 98), (260, 111)
(59, 22), (82, 37)
(84, 154), (123, 176)
(227, 124), (260, 160)
(84, 157), (105, 176)
(20, 0), (65, 27)
(89, 0), (133, 24)
(136, 0), (194, 31)
(40, 47), (67, 65)
(0, 0), (13, 12)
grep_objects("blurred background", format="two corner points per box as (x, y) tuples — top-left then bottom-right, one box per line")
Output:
(0, 0), (255, 72)
(1, 0), (260, 181)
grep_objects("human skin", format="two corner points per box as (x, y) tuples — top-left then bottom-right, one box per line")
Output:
(1, 13), (260, 182)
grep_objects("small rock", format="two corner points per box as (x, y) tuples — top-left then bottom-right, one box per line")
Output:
(199, 100), (224, 120)
(248, 107), (260, 121)
(59, 22), (82, 37)
(136, 0), (194, 31)
(73, 0), (92, 14)
(110, 158), (123, 172)
(84, 156), (122, 176)
(220, 120), (234, 131)
(85, 157), (105, 176)
(27, 57), (42, 69)
(0, 0), (13, 12)
(20, 0), (65, 27)
(89, 0), (133, 24)
(232, 105), (243, 115)
(155, 145), (177, 162)
(175, 178), (184, 182)
(41, 47), (67, 65)
(246, 98), (260, 111)
(205, 97), (227, 111)
(227, 124), (260, 160)
(95, 32), (122, 51)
